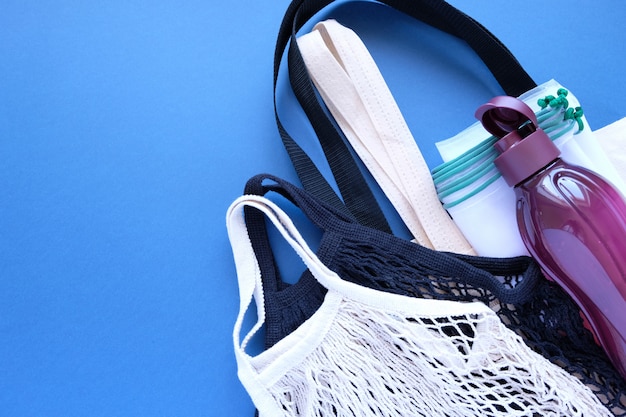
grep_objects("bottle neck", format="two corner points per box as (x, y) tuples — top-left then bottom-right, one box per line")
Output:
(494, 129), (561, 187)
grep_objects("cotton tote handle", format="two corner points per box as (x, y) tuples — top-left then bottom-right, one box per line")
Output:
(297, 20), (474, 254)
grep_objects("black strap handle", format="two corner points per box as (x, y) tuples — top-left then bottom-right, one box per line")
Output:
(243, 173), (541, 304)
(243, 172), (357, 295)
(274, 0), (536, 233)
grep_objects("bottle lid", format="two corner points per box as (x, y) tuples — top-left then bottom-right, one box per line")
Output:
(475, 95), (538, 138)
(475, 96), (560, 186)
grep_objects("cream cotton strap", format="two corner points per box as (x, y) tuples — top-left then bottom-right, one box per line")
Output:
(226, 194), (612, 417)
(275, 0), (537, 235)
(297, 20), (474, 254)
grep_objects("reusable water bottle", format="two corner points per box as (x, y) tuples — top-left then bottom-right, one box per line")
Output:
(476, 96), (626, 380)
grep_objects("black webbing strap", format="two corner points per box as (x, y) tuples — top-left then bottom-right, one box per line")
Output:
(274, 0), (392, 233)
(273, 0), (537, 234)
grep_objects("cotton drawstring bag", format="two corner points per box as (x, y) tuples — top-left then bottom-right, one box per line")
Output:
(227, 192), (613, 416)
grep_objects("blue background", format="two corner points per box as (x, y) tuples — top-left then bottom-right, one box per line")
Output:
(1, 1), (625, 415)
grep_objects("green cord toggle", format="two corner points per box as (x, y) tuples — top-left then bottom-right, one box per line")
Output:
(564, 106), (585, 132)
(538, 89), (583, 132)
(538, 88), (570, 110)
(557, 88), (569, 96)
(538, 95), (555, 109)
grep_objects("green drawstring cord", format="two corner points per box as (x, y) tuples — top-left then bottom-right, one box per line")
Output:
(437, 154), (498, 198)
(435, 98), (569, 187)
(431, 136), (497, 181)
(434, 89), (585, 209)
(432, 92), (570, 181)
(442, 172), (501, 209)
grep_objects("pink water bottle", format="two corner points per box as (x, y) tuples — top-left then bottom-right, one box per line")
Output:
(476, 96), (626, 380)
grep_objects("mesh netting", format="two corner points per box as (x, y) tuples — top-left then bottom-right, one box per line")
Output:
(330, 236), (626, 415)
(245, 175), (626, 415)
(267, 291), (611, 416)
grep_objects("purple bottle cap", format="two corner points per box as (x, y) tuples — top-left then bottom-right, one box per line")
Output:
(475, 95), (538, 138)
(476, 96), (560, 186)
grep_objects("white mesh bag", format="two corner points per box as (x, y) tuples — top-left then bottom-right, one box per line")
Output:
(226, 195), (612, 417)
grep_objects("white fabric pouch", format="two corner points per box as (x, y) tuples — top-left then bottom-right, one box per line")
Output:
(597, 116), (626, 185)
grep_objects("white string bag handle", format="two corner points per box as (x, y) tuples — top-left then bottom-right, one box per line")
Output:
(226, 194), (612, 417)
(226, 196), (304, 415)
(297, 19), (475, 255)
(226, 194), (488, 415)
(227, 195), (479, 352)
(227, 195), (418, 414)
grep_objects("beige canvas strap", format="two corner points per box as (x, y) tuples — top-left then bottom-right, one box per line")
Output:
(297, 20), (475, 254)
